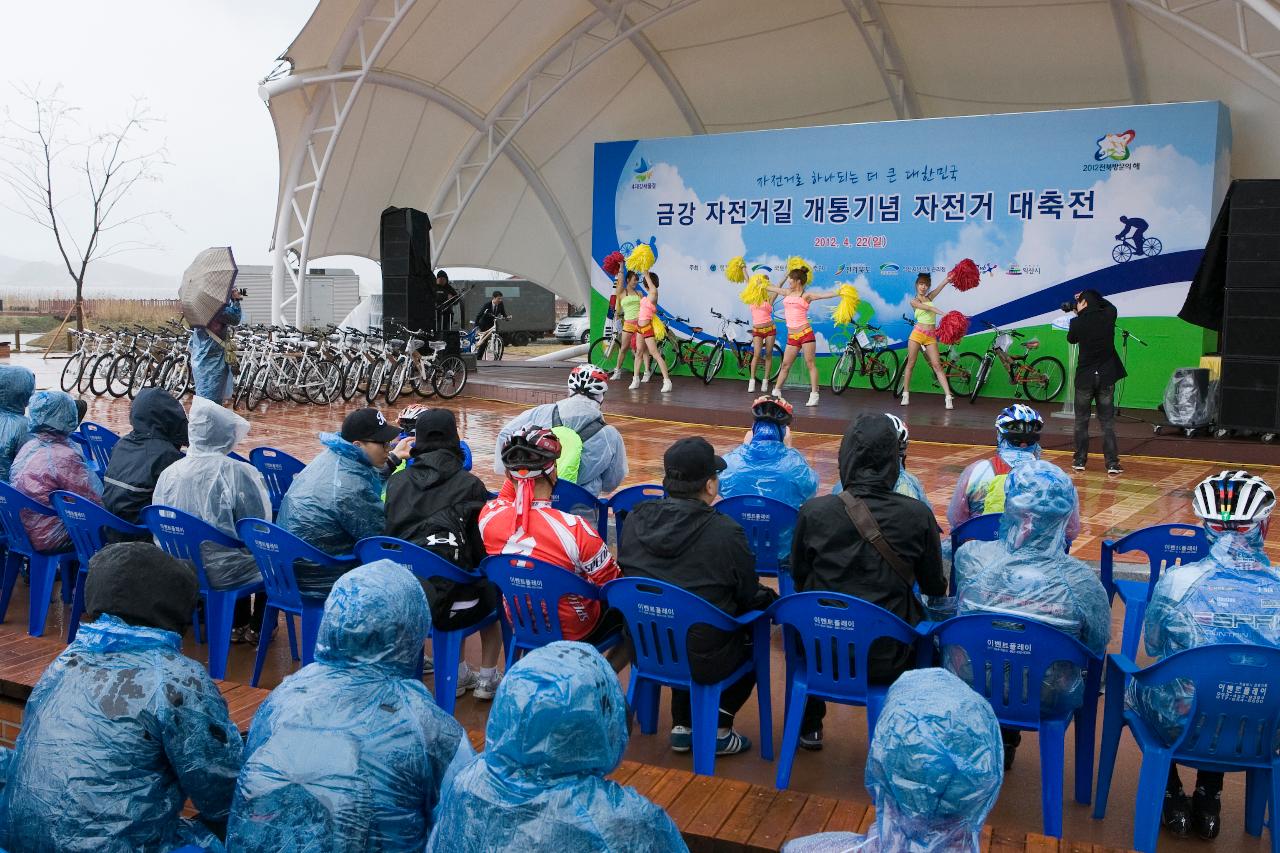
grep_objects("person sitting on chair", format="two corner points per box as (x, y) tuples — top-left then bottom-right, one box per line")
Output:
(0, 365), (34, 484)
(103, 388), (188, 535)
(1129, 470), (1277, 841)
(426, 642), (687, 853)
(0, 543), (242, 852)
(833, 413), (931, 510)
(721, 395), (819, 510)
(952, 459), (1110, 770)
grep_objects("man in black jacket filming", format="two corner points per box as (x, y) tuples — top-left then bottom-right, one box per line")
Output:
(619, 436), (777, 758)
(790, 413), (946, 749)
(1067, 288), (1125, 475)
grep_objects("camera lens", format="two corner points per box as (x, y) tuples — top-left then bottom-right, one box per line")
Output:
(1059, 300), (1075, 312)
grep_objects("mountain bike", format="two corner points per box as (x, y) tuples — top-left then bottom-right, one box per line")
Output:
(654, 314), (715, 378)
(966, 320), (1066, 403)
(889, 314), (981, 399)
(829, 321), (900, 394)
(588, 318), (635, 375)
(701, 309), (783, 385)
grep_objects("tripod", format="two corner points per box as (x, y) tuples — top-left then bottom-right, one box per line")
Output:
(1114, 327), (1148, 422)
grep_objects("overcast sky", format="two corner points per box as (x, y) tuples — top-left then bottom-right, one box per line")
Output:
(0, 1), (496, 292)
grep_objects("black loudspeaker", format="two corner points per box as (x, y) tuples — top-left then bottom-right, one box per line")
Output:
(1221, 290), (1280, 360)
(379, 207), (434, 334)
(1220, 359), (1280, 431)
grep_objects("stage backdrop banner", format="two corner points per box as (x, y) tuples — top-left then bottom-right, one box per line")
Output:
(591, 101), (1231, 408)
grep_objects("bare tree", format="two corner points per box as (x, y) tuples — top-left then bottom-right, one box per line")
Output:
(0, 84), (168, 331)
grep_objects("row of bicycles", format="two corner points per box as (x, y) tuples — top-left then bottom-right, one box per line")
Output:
(586, 310), (1065, 403)
(61, 321), (469, 409)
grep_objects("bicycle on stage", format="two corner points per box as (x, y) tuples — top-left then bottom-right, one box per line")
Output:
(963, 319), (1066, 404)
(701, 309), (783, 386)
(829, 320), (900, 395)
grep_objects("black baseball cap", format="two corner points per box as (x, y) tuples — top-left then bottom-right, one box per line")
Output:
(341, 408), (401, 443)
(663, 437), (727, 483)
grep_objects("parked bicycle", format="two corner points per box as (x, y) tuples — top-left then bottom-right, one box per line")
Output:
(965, 319), (1066, 403)
(468, 315), (506, 361)
(701, 309), (783, 386)
(829, 321), (901, 394)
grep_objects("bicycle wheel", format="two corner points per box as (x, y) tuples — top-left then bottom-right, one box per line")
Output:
(968, 355), (994, 404)
(766, 342), (784, 382)
(490, 334), (505, 361)
(160, 355), (190, 397)
(365, 359), (388, 404)
(414, 363), (438, 398)
(1143, 237), (1162, 257)
(308, 359), (341, 404)
(246, 366), (269, 411)
(338, 359), (362, 401)
(948, 352), (981, 399)
(386, 357), (409, 404)
(60, 352), (84, 392)
(831, 347), (858, 394)
(126, 356), (152, 400)
(588, 337), (626, 374)
(701, 342), (726, 385)
(432, 355), (468, 399)
(1022, 355), (1066, 402)
(1111, 243), (1134, 263)
(266, 359), (291, 402)
(87, 354), (112, 396)
(868, 348), (901, 392)
(288, 360), (313, 405)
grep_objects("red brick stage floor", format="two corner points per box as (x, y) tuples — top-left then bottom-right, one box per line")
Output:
(10, 352), (1280, 849)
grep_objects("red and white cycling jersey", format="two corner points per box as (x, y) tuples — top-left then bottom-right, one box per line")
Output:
(479, 493), (619, 640)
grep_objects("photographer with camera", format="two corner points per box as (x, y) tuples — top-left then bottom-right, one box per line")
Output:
(190, 286), (245, 405)
(1066, 288), (1125, 475)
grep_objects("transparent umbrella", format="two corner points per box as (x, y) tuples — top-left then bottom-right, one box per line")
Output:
(179, 247), (238, 327)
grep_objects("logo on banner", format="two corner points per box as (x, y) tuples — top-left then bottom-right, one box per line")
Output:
(879, 263), (900, 276)
(631, 158), (655, 189)
(979, 262), (999, 274)
(1005, 262), (1041, 276)
(1095, 130), (1136, 162)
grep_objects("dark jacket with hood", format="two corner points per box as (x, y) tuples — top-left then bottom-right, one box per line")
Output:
(103, 389), (188, 528)
(619, 496), (773, 683)
(791, 414), (945, 679)
(1067, 291), (1127, 389)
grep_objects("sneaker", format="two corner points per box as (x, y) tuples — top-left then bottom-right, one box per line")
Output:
(1162, 785), (1191, 837)
(642, 370), (652, 383)
(900, 391), (909, 406)
(799, 729), (823, 751)
(472, 669), (502, 701)
(1071, 461), (1086, 472)
(1107, 463), (1124, 476)
(241, 627), (260, 647)
(747, 378), (756, 393)
(772, 388), (785, 403)
(422, 655), (435, 675)
(1191, 787), (1221, 840)
(660, 379), (673, 393)
(716, 730), (752, 756)
(230, 626), (248, 645)
(670, 726), (692, 753)
(806, 391), (819, 407)
(610, 369), (621, 380)
(455, 663), (479, 697)
(628, 376), (641, 390)
(945, 395), (954, 410)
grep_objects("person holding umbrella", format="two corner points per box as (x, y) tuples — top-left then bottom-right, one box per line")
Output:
(180, 247), (244, 404)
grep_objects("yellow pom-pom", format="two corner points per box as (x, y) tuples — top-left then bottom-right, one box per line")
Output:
(725, 256), (746, 283)
(786, 255), (814, 274)
(831, 282), (861, 326)
(739, 272), (770, 306)
(651, 315), (667, 341)
(626, 243), (656, 273)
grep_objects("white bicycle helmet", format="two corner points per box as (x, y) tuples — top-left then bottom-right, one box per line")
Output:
(1192, 470), (1275, 525)
(567, 364), (609, 402)
(884, 413), (909, 456)
(397, 404), (428, 432)
(995, 404), (1043, 447)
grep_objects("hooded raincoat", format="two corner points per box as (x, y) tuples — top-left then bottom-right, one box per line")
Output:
(721, 422), (819, 509)
(278, 433), (383, 594)
(1128, 522), (1280, 745)
(0, 365), (34, 484)
(151, 396), (267, 589)
(832, 461), (932, 510)
(0, 607), (242, 852)
(426, 641), (687, 852)
(9, 390), (101, 552)
(947, 438), (1080, 540)
(103, 389), (188, 526)
(953, 460), (1110, 712)
(782, 668), (1003, 853)
(227, 561), (470, 851)
(191, 299), (241, 403)
(493, 395), (627, 496)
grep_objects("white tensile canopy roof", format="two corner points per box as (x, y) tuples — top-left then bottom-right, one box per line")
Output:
(262, 0), (1280, 319)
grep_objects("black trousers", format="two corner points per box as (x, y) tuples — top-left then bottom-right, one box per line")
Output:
(1168, 764), (1224, 795)
(1073, 374), (1119, 468)
(671, 632), (756, 730)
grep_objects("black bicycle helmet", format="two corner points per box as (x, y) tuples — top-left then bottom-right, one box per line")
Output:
(500, 427), (562, 479)
(751, 394), (794, 427)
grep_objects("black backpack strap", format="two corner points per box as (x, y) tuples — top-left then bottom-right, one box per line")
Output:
(550, 404), (562, 428)
(837, 491), (914, 591)
(576, 417), (606, 443)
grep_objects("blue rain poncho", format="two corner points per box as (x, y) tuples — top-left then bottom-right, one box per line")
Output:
(1128, 522), (1280, 746)
(191, 299), (241, 403)
(152, 396), (267, 589)
(952, 459), (1110, 713)
(426, 642), (688, 853)
(0, 615), (242, 853)
(493, 394), (628, 496)
(833, 464), (932, 511)
(721, 421), (819, 509)
(0, 365), (33, 483)
(227, 561), (470, 851)
(783, 668), (1003, 853)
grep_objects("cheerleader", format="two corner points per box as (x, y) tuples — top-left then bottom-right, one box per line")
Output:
(899, 272), (955, 409)
(632, 271), (672, 392)
(766, 266), (838, 407)
(610, 267), (642, 381)
(746, 291), (777, 394)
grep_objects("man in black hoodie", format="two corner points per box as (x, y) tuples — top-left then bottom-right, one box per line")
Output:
(383, 408), (504, 699)
(619, 436), (777, 757)
(790, 413), (946, 748)
(102, 388), (188, 538)
(1067, 288), (1125, 475)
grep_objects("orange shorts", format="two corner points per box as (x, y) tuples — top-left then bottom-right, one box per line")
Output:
(638, 322), (655, 339)
(787, 325), (816, 346)
(622, 320), (639, 334)
(752, 323), (776, 340)
(909, 324), (936, 346)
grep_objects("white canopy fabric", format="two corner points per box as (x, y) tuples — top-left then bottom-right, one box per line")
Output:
(262, 0), (1280, 317)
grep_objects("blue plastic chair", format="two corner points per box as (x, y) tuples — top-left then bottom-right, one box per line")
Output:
(142, 505), (265, 680)
(716, 495), (798, 592)
(1100, 523), (1209, 661)
(460, 440), (472, 471)
(68, 432), (100, 476)
(768, 592), (924, 789)
(1094, 645), (1280, 853)
(227, 450), (249, 463)
(604, 483), (665, 542)
(248, 447), (306, 516)
(550, 479), (608, 539)
(921, 613), (1103, 838)
(947, 512), (1001, 594)
(77, 421), (119, 472)
(238, 517), (359, 686)
(603, 577), (773, 776)
(0, 483), (77, 638)
(50, 490), (147, 642)
(480, 554), (621, 669)
(355, 536), (510, 713)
